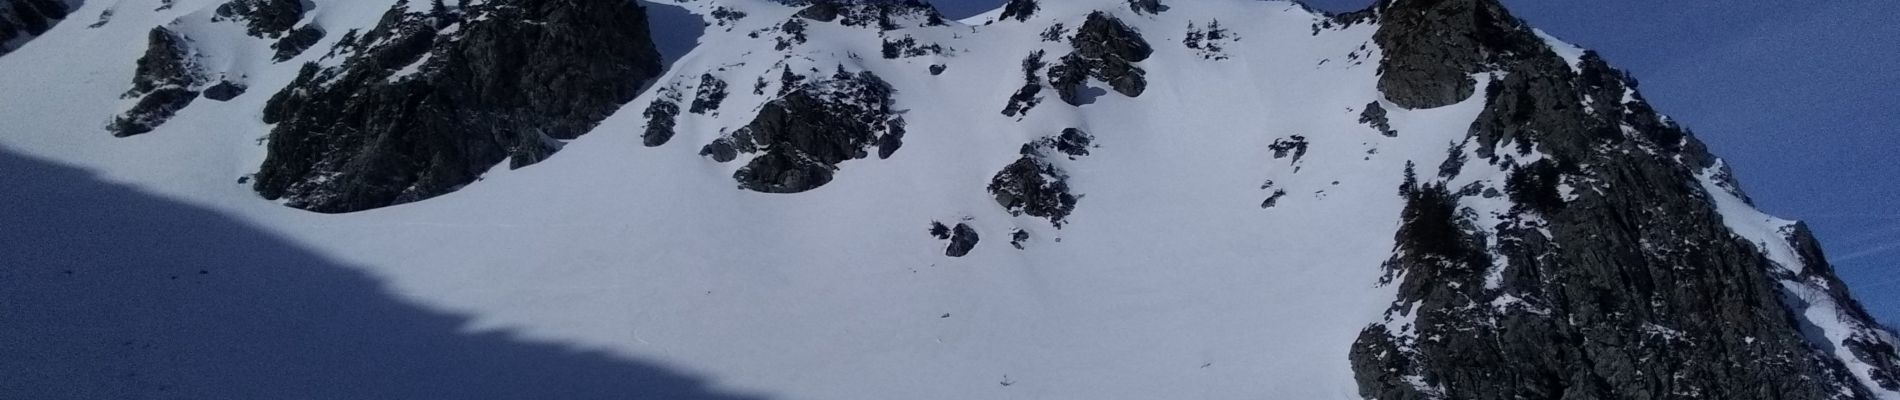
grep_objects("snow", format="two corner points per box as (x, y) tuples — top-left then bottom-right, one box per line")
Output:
(1534, 28), (1587, 73)
(0, 0), (1893, 399)
(1698, 167), (1900, 400)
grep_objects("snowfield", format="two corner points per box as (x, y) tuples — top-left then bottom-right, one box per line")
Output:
(1, 0), (1893, 398)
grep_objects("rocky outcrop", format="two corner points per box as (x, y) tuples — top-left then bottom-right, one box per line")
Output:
(269, 24), (323, 62)
(990, 129), (1093, 228)
(1001, 50), (1046, 117)
(701, 69), (904, 194)
(1359, 101), (1396, 137)
(996, 0), (1036, 22)
(1349, 1), (1900, 397)
(0, 0), (73, 56)
(108, 27), (199, 137)
(252, 0), (663, 213)
(791, 0), (945, 30)
(213, 0), (304, 38)
(1371, 0), (1544, 109)
(1048, 12), (1152, 106)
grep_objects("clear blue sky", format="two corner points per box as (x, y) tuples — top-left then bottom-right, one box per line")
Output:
(926, 0), (1900, 324)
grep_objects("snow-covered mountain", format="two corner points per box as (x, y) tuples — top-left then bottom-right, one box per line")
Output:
(2, 0), (1896, 398)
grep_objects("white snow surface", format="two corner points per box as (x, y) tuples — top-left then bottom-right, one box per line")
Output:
(0, 0), (1890, 398)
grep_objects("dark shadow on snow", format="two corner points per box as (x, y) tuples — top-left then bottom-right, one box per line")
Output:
(0, 147), (767, 399)
(640, 0), (705, 67)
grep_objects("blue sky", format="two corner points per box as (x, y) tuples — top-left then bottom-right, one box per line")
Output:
(926, 0), (1900, 323)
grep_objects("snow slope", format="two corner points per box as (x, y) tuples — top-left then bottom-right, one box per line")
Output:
(0, 0), (1891, 398)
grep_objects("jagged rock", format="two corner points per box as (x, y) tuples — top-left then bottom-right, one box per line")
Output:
(109, 27), (200, 137)
(691, 74), (727, 115)
(792, 0), (944, 30)
(1269, 135), (1308, 163)
(127, 27), (196, 95)
(880, 35), (943, 59)
(945, 223), (979, 257)
(991, 129), (1092, 228)
(1126, 0), (1165, 15)
(1349, 3), (1895, 396)
(270, 25), (323, 62)
(996, 0), (1036, 22)
(1048, 12), (1151, 106)
(0, 0), (73, 56)
(990, 157), (1076, 228)
(108, 88), (197, 137)
(1009, 229), (1029, 249)
(1372, 0), (1544, 109)
(1358, 101), (1396, 137)
(642, 97), (680, 147)
(927, 64), (945, 75)
(710, 69), (903, 193)
(214, 0), (305, 38)
(1001, 51), (1046, 117)
(1020, 128), (1092, 159)
(203, 80), (246, 101)
(252, 0), (663, 213)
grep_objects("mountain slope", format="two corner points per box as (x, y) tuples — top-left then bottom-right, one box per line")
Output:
(0, 0), (1893, 398)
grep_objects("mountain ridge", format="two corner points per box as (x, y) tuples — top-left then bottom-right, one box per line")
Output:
(0, 0), (1894, 398)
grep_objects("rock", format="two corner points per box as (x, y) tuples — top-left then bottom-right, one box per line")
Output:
(213, 0), (305, 38)
(108, 88), (198, 137)
(641, 97), (680, 147)
(203, 80), (247, 101)
(1358, 101), (1396, 137)
(109, 27), (200, 137)
(1010, 229), (1029, 249)
(990, 156), (1076, 228)
(690, 74), (727, 115)
(1349, 3), (1895, 396)
(1127, 0), (1165, 15)
(928, 64), (945, 75)
(270, 25), (323, 62)
(793, 0), (945, 30)
(252, 0), (664, 213)
(997, 0), (1036, 22)
(715, 69), (903, 193)
(1001, 51), (1046, 117)
(0, 0), (73, 56)
(1048, 12), (1152, 105)
(1372, 0), (1544, 109)
(1269, 135), (1308, 163)
(945, 223), (978, 257)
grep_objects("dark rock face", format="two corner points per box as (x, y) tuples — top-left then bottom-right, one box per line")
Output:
(270, 24), (323, 62)
(252, 0), (663, 213)
(791, 0), (945, 30)
(203, 80), (247, 101)
(0, 0), (73, 56)
(1359, 101), (1396, 137)
(997, 0), (1036, 22)
(1372, 0), (1544, 109)
(1126, 0), (1165, 15)
(108, 27), (200, 137)
(1350, 2), (1900, 397)
(1268, 135), (1308, 163)
(945, 223), (979, 257)
(1048, 12), (1152, 106)
(703, 69), (904, 193)
(990, 129), (1093, 228)
(213, 0), (304, 38)
(641, 91), (681, 147)
(691, 74), (728, 115)
(1001, 50), (1046, 117)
